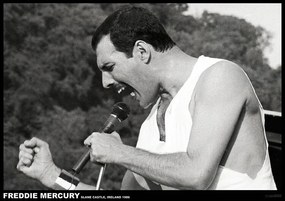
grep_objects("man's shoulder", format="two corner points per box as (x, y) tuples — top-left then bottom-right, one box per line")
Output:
(194, 59), (251, 102)
(203, 59), (246, 82)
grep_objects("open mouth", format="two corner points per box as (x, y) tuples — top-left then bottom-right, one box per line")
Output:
(114, 83), (136, 98)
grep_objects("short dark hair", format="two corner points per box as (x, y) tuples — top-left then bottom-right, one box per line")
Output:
(91, 6), (176, 58)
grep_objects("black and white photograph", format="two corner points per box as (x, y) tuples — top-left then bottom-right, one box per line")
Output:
(3, 3), (282, 199)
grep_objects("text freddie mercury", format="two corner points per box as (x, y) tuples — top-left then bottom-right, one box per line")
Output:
(3, 192), (80, 199)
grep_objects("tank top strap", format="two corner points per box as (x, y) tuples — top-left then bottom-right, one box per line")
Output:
(187, 55), (223, 89)
(171, 55), (224, 106)
(259, 107), (269, 148)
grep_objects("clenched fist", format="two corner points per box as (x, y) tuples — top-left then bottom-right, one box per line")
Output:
(17, 137), (61, 188)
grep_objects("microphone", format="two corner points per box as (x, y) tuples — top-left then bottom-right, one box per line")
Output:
(72, 102), (130, 174)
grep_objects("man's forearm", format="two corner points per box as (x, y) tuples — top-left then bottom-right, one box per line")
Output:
(114, 145), (200, 189)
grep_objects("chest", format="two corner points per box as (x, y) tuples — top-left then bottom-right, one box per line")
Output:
(156, 93), (196, 142)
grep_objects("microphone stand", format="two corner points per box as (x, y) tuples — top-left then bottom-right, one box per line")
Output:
(94, 114), (119, 190)
(95, 164), (106, 190)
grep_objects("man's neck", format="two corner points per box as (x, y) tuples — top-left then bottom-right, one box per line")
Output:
(151, 47), (198, 99)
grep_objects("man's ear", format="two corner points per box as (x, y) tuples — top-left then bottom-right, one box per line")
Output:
(132, 40), (151, 64)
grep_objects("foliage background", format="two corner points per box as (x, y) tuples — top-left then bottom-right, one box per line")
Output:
(3, 3), (281, 190)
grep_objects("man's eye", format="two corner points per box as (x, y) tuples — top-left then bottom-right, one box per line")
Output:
(102, 65), (114, 72)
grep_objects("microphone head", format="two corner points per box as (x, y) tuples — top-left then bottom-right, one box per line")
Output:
(111, 102), (130, 121)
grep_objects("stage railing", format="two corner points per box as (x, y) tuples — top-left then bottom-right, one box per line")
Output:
(264, 110), (282, 190)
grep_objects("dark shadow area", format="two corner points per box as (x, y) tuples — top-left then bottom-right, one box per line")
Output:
(265, 111), (282, 190)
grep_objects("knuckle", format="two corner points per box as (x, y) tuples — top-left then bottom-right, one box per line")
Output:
(91, 132), (98, 136)
(19, 151), (23, 158)
(23, 158), (31, 164)
(24, 152), (32, 159)
(16, 163), (21, 171)
(19, 144), (24, 150)
(27, 148), (33, 154)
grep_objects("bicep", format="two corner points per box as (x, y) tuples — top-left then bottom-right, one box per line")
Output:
(187, 62), (248, 183)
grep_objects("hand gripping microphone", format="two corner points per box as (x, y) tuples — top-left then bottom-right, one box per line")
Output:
(72, 102), (130, 174)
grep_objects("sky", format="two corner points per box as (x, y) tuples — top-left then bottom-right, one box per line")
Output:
(184, 3), (281, 69)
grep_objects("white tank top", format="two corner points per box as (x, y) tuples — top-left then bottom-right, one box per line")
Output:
(134, 55), (277, 190)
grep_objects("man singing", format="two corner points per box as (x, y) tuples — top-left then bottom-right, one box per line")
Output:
(17, 6), (277, 190)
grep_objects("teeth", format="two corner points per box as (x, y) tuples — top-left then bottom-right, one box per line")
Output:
(116, 84), (135, 97)
(117, 87), (124, 94)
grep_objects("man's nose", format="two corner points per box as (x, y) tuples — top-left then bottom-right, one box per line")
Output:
(102, 72), (115, 89)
